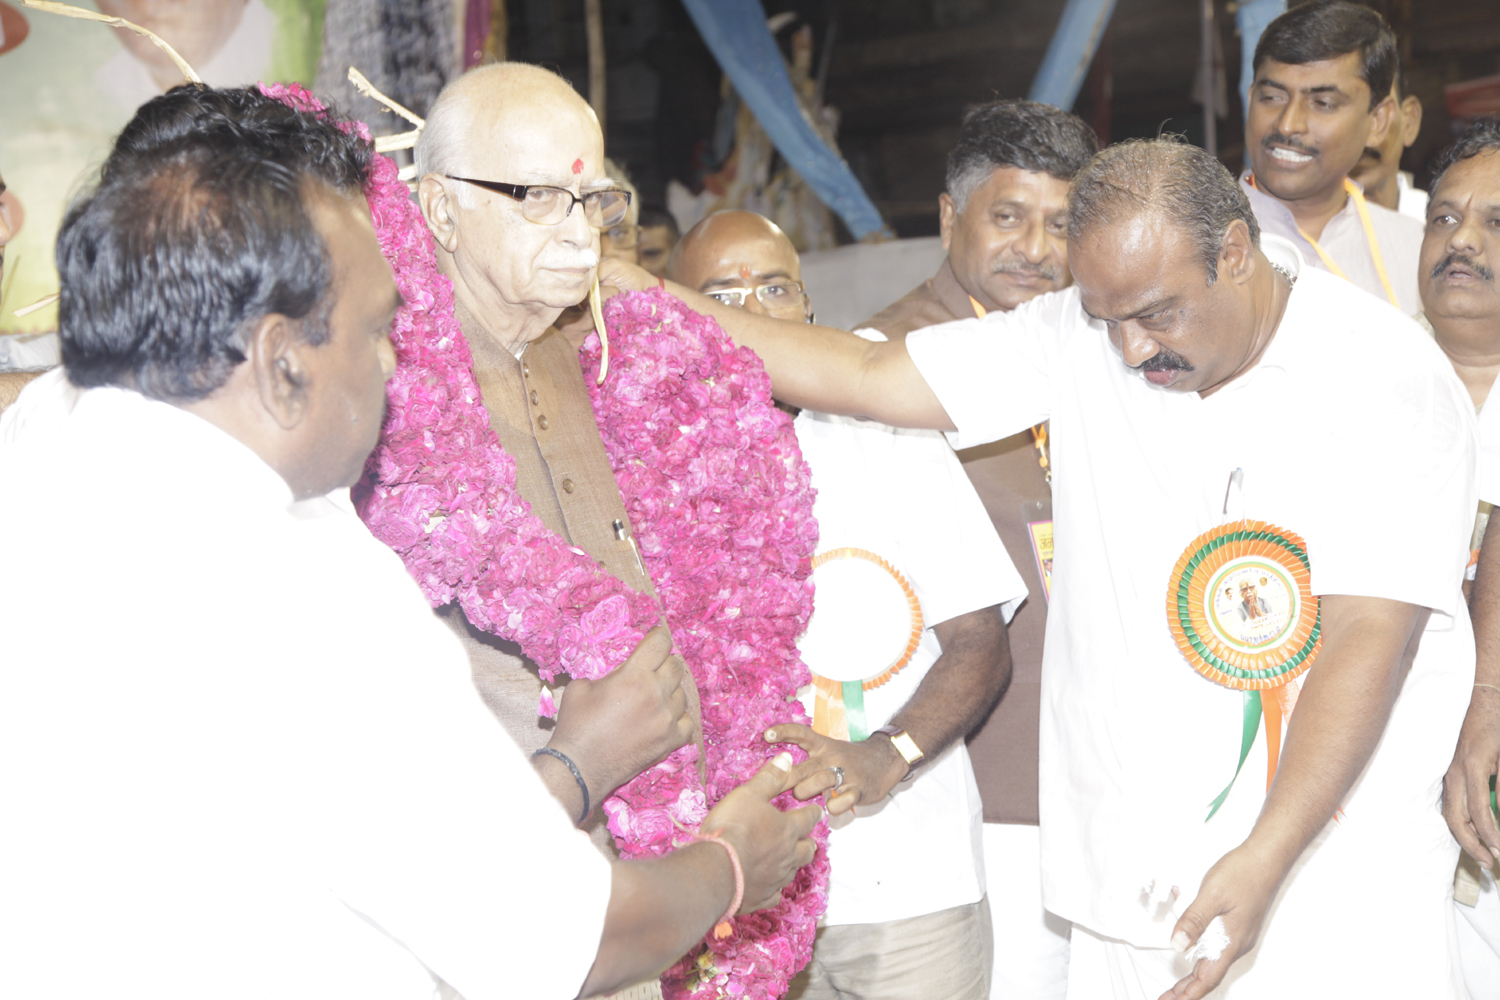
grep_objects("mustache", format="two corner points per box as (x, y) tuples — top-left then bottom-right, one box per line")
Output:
(996, 261), (1062, 282)
(1261, 132), (1318, 157)
(540, 249), (601, 269)
(1431, 252), (1495, 282)
(1135, 348), (1195, 373)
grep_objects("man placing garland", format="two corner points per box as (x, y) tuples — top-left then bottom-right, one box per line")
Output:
(0, 84), (820, 1000)
(604, 136), (1477, 999)
(668, 210), (1021, 1000)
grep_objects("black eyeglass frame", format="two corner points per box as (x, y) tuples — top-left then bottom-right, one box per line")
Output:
(445, 176), (632, 228)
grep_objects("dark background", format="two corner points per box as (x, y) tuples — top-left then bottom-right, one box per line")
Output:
(502, 0), (1500, 240)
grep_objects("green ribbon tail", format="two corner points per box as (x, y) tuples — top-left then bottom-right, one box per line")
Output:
(1206, 690), (1262, 821)
(843, 680), (869, 742)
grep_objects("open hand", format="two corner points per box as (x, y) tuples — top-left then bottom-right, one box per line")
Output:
(1442, 684), (1500, 869)
(702, 752), (824, 913)
(1159, 844), (1283, 999)
(548, 626), (692, 804)
(765, 722), (908, 816)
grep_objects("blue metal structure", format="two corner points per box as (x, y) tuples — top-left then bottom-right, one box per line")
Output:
(679, 0), (887, 240)
(1027, 0), (1119, 111)
(1236, 0), (1288, 119)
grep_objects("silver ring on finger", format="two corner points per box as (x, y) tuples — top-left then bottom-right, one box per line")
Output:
(829, 765), (845, 791)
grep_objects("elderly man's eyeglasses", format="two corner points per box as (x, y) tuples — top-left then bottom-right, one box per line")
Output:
(446, 176), (632, 228)
(705, 279), (807, 310)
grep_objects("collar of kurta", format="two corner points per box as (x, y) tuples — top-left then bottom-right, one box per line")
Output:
(931, 256), (981, 321)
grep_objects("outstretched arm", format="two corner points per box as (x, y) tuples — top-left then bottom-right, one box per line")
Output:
(1162, 595), (1427, 1000)
(598, 259), (954, 430)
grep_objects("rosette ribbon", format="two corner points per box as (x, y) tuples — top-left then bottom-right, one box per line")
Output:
(805, 548), (923, 744)
(1165, 520), (1322, 820)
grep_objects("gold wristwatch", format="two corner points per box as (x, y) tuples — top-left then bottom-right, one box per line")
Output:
(872, 725), (926, 782)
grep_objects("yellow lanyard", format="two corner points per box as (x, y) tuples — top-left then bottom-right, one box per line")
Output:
(969, 295), (1052, 482)
(1250, 175), (1399, 309)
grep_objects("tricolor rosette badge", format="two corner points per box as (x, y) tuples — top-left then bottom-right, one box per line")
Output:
(1166, 520), (1321, 818)
(800, 547), (924, 743)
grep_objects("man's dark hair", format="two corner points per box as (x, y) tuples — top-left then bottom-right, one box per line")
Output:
(1430, 117), (1500, 195)
(58, 85), (373, 402)
(945, 99), (1099, 211)
(1068, 136), (1260, 285)
(639, 206), (680, 238)
(1252, 0), (1397, 112)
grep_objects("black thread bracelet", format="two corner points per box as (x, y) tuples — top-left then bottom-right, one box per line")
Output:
(533, 747), (591, 825)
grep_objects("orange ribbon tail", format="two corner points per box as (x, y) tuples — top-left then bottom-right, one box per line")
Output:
(1262, 683), (1285, 792)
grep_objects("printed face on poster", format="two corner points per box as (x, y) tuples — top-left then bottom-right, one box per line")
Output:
(0, 0), (321, 343)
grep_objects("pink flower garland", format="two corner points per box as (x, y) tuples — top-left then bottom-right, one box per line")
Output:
(259, 84), (829, 998)
(579, 296), (827, 996)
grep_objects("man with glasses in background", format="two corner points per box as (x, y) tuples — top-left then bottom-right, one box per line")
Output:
(412, 68), (706, 959)
(669, 210), (1019, 1000)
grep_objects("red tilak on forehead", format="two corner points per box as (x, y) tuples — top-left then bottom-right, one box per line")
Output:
(572, 158), (583, 175)
(739, 264), (753, 280)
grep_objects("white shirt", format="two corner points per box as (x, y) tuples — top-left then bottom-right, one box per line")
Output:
(0, 378), (611, 999)
(793, 381), (1026, 927)
(1242, 175), (1425, 315)
(1477, 374), (1500, 506)
(905, 236), (1476, 947)
(1398, 171), (1431, 224)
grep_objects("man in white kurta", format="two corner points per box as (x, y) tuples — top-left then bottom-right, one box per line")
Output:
(0, 83), (822, 1000)
(1432, 125), (1500, 1000)
(906, 232), (1474, 998)
(0, 376), (616, 999)
(611, 136), (1479, 999)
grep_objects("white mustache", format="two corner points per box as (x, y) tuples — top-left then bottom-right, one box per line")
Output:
(538, 250), (600, 270)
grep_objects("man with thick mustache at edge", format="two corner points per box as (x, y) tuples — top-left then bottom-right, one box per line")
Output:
(1429, 118), (1500, 1000)
(1240, 0), (1423, 315)
(601, 135), (1477, 999)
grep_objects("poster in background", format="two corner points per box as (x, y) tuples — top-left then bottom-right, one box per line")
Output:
(0, 0), (323, 350)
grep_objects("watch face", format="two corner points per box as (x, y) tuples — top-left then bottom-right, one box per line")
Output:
(890, 730), (923, 764)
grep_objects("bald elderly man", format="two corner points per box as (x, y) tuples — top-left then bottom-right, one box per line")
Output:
(410, 64), (703, 946)
(669, 211), (1019, 1000)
